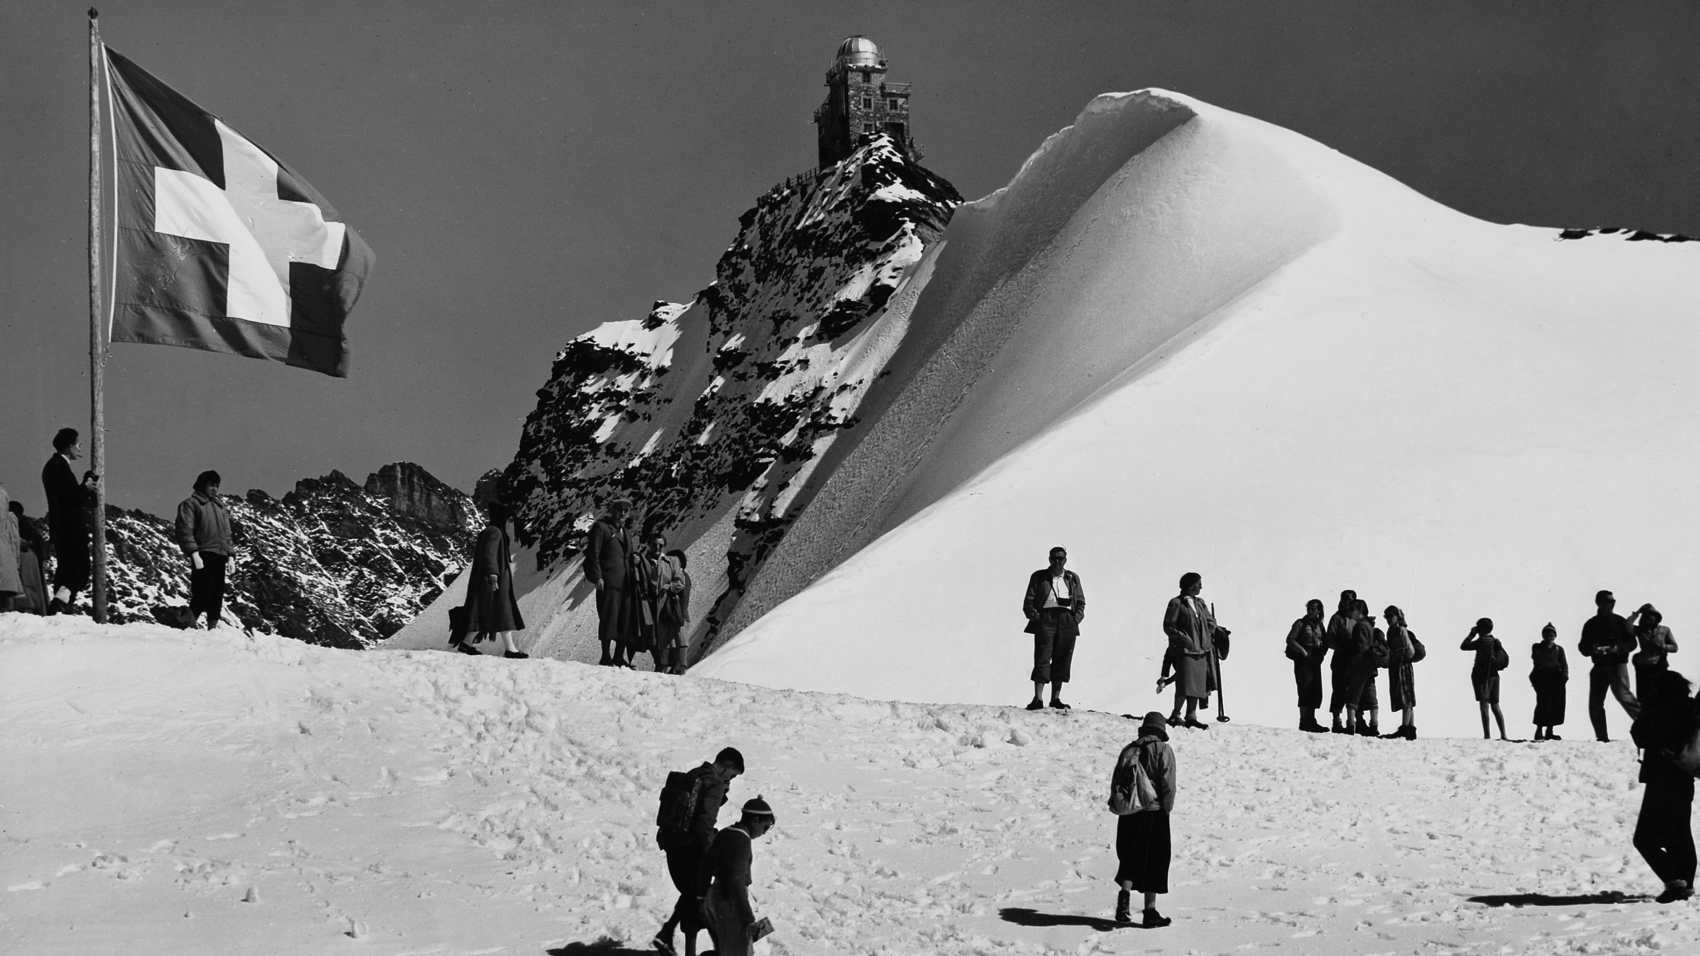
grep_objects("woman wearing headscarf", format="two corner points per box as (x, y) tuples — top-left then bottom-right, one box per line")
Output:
(1382, 605), (1422, 739)
(1632, 604), (1679, 709)
(0, 486), (24, 612)
(1531, 622), (1569, 740)
(1109, 711), (1177, 928)
(1284, 599), (1328, 732)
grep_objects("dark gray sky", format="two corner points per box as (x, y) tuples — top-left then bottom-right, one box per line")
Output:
(3, 0), (1696, 517)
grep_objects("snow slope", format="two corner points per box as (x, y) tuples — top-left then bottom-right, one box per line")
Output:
(5, 615), (1696, 955)
(690, 90), (1700, 740)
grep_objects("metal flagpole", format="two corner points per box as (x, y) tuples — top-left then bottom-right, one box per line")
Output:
(88, 7), (109, 624)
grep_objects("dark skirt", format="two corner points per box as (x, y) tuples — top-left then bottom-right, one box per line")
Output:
(1114, 810), (1171, 893)
(1174, 652), (1210, 700)
(1346, 661), (1379, 709)
(1388, 663), (1416, 711)
(1532, 673), (1566, 724)
(1471, 668), (1500, 704)
(1293, 658), (1323, 708)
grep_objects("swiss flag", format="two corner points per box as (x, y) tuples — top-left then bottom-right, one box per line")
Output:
(103, 49), (375, 377)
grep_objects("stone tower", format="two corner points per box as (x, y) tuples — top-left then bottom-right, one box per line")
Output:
(813, 36), (917, 169)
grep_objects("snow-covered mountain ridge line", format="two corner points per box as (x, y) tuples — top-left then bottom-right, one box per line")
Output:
(89, 461), (480, 647)
(495, 137), (959, 653)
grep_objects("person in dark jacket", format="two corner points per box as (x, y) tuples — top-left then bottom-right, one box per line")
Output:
(1111, 711), (1177, 928)
(1632, 604), (1679, 709)
(1580, 589), (1640, 742)
(1629, 668), (1698, 903)
(174, 470), (234, 629)
(1382, 605), (1420, 740)
(1343, 600), (1383, 737)
(40, 427), (97, 613)
(1162, 572), (1216, 729)
(457, 501), (527, 658)
(1285, 599), (1328, 732)
(1531, 622), (1569, 740)
(654, 747), (743, 956)
(1021, 546), (1085, 711)
(584, 497), (634, 666)
(9, 501), (50, 614)
(1462, 617), (1510, 740)
(1325, 589), (1359, 733)
(701, 794), (776, 956)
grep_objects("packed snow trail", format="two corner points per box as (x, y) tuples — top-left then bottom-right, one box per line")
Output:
(5, 617), (1697, 954)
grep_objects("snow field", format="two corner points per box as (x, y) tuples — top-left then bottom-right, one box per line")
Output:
(7, 615), (1699, 955)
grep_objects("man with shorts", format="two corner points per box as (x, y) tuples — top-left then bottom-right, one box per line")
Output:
(1022, 546), (1085, 710)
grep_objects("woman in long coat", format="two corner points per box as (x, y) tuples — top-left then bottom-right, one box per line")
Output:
(1162, 572), (1216, 729)
(459, 503), (527, 659)
(647, 540), (692, 674)
(10, 502), (49, 614)
(1531, 622), (1569, 740)
(1382, 605), (1420, 739)
(1111, 711), (1177, 928)
(1285, 599), (1328, 732)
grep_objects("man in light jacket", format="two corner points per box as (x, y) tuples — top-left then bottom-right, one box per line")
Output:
(174, 470), (233, 630)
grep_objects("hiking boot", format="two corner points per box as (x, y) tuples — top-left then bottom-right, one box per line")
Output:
(1301, 722), (1329, 733)
(1113, 889), (1132, 925)
(1183, 719), (1210, 730)
(1330, 717), (1348, 734)
(1025, 699), (1045, 711)
(1547, 733), (1562, 741)
(650, 931), (678, 955)
(1401, 726), (1418, 740)
(503, 651), (529, 659)
(1141, 908), (1172, 928)
(1048, 700), (1071, 710)
(1166, 714), (1183, 727)
(1656, 880), (1693, 904)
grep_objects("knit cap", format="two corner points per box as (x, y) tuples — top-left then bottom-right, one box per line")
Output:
(742, 795), (775, 819)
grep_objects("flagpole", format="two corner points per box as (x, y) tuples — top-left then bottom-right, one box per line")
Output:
(89, 7), (109, 624)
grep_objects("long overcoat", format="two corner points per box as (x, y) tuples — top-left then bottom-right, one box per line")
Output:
(1163, 594), (1216, 700)
(463, 523), (524, 633)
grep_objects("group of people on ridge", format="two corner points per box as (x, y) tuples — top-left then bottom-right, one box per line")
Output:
(1284, 590), (1422, 739)
(583, 496), (693, 673)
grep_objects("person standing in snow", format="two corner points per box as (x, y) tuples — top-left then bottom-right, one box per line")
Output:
(173, 470), (234, 630)
(701, 794), (776, 956)
(647, 540), (691, 674)
(456, 500), (528, 658)
(1629, 668), (1698, 904)
(1381, 605), (1421, 739)
(1580, 589), (1640, 742)
(1285, 599), (1329, 732)
(1343, 601), (1385, 737)
(654, 747), (743, 956)
(0, 485), (23, 612)
(626, 529), (658, 665)
(1325, 590), (1360, 733)
(1021, 546), (1085, 711)
(584, 496), (635, 666)
(40, 427), (97, 614)
(8, 500), (49, 614)
(1531, 623), (1569, 740)
(1631, 604), (1679, 709)
(1111, 711), (1176, 928)
(1162, 573), (1217, 729)
(1461, 618), (1511, 741)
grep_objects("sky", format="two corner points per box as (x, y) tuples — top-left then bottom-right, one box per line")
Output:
(2, 0), (1697, 517)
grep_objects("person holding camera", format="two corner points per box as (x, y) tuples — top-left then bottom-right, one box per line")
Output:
(1461, 617), (1511, 740)
(40, 427), (97, 614)
(1580, 589), (1640, 742)
(174, 470), (235, 630)
(701, 795), (777, 956)
(1632, 604), (1679, 709)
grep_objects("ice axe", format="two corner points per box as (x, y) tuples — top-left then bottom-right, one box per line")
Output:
(1212, 602), (1231, 723)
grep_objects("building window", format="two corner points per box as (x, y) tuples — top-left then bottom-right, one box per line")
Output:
(860, 70), (870, 83)
(888, 98), (901, 110)
(861, 96), (872, 109)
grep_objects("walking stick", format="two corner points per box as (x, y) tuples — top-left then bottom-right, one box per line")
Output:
(1212, 602), (1231, 722)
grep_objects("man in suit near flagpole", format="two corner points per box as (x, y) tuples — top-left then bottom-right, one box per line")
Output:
(40, 428), (97, 614)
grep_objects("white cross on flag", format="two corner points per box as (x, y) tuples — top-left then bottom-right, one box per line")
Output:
(104, 49), (374, 377)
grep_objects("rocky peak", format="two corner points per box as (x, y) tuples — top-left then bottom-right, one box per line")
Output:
(366, 461), (480, 532)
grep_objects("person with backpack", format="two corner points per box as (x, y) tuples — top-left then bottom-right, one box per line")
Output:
(1580, 589), (1640, 742)
(1021, 546), (1085, 711)
(1341, 600), (1385, 737)
(1285, 599), (1329, 732)
(702, 795), (777, 956)
(1382, 605), (1423, 740)
(1325, 590), (1360, 733)
(1462, 618), (1511, 740)
(1108, 711), (1177, 928)
(1631, 604), (1679, 709)
(1530, 623), (1569, 740)
(653, 747), (744, 956)
(1629, 668), (1698, 903)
